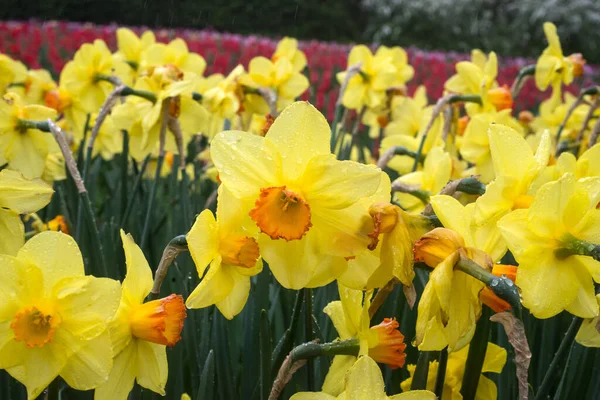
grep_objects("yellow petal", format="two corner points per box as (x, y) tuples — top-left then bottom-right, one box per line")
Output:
(322, 355), (357, 396)
(430, 195), (472, 245)
(0, 209), (24, 256)
(474, 375), (499, 400)
(323, 301), (355, 339)
(543, 22), (562, 54)
(348, 45), (373, 69)
(527, 174), (576, 239)
(59, 330), (113, 390)
(488, 123), (536, 179)
(136, 340), (168, 395)
(344, 356), (387, 400)
(576, 313), (600, 348)
(482, 342), (508, 373)
(186, 257), (234, 308)
(215, 267), (251, 320)
(267, 102), (330, 179)
(0, 169), (53, 213)
(389, 391), (436, 400)
(120, 230), (153, 305)
(5, 130), (49, 179)
(94, 340), (137, 400)
(290, 393), (337, 400)
(187, 209), (220, 278)
(17, 231), (85, 293)
(210, 130), (281, 199)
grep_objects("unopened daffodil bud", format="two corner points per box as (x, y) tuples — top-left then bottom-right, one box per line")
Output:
(518, 110), (534, 126)
(487, 85), (513, 111)
(413, 227), (465, 268)
(457, 115), (470, 136)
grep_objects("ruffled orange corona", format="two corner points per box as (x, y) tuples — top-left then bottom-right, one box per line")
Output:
(11, 305), (61, 348)
(368, 318), (407, 369)
(220, 235), (260, 268)
(249, 186), (312, 240)
(480, 265), (518, 313)
(367, 202), (399, 250)
(129, 293), (186, 347)
(47, 215), (69, 234)
(413, 227), (465, 267)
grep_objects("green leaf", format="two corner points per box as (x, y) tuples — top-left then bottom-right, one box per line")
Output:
(197, 350), (215, 400)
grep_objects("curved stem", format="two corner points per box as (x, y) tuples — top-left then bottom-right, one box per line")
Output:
(510, 64), (535, 99)
(150, 235), (188, 299)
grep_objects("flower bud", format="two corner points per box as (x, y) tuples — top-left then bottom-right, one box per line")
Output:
(413, 227), (464, 267)
(457, 116), (470, 136)
(487, 85), (513, 111)
(518, 111), (534, 126)
(568, 53), (586, 78)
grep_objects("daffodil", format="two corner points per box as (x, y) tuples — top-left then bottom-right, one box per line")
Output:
(530, 91), (588, 141)
(576, 294), (600, 347)
(498, 174), (600, 319)
(384, 86), (428, 137)
(0, 54), (27, 93)
(377, 45), (414, 85)
(445, 50), (503, 115)
(114, 28), (156, 74)
(472, 124), (551, 228)
(186, 185), (263, 319)
(0, 169), (53, 255)
(240, 56), (309, 114)
(272, 37), (307, 73)
(85, 113), (123, 160)
(42, 152), (67, 184)
(320, 284), (407, 396)
(0, 232), (120, 399)
(392, 146), (452, 213)
(145, 38), (207, 76)
(336, 45), (399, 111)
(292, 355), (435, 400)
(400, 342), (507, 399)
(60, 39), (114, 112)
(43, 84), (89, 140)
(535, 22), (574, 94)
(95, 231), (186, 399)
(210, 101), (385, 289)
(0, 92), (58, 178)
(460, 110), (523, 183)
(10, 69), (57, 105)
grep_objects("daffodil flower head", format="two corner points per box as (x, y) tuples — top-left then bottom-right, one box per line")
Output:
(186, 185), (262, 319)
(0, 169), (53, 255)
(115, 28), (156, 71)
(9, 69), (57, 105)
(576, 294), (600, 347)
(294, 355), (435, 400)
(336, 45), (400, 110)
(145, 38), (207, 76)
(60, 39), (114, 112)
(400, 342), (507, 399)
(85, 113), (123, 160)
(210, 101), (386, 289)
(272, 37), (307, 73)
(0, 232), (121, 399)
(535, 22), (574, 91)
(0, 53), (27, 93)
(498, 173), (600, 319)
(321, 284), (408, 396)
(95, 231), (186, 400)
(384, 85), (428, 138)
(530, 90), (589, 140)
(375, 45), (415, 85)
(0, 92), (58, 179)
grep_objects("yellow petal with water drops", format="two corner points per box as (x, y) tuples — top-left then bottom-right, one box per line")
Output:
(290, 393), (337, 400)
(473, 175), (519, 226)
(94, 341), (137, 400)
(119, 230), (154, 305)
(136, 340), (168, 395)
(323, 301), (355, 340)
(215, 267), (251, 320)
(0, 209), (24, 256)
(534, 130), (551, 172)
(488, 123), (535, 179)
(430, 195), (472, 246)
(482, 342), (508, 373)
(337, 248), (380, 290)
(53, 276), (120, 340)
(416, 284), (448, 351)
(527, 174), (576, 239)
(187, 209), (221, 276)
(322, 355), (357, 397)
(0, 169), (53, 213)
(339, 284), (365, 335)
(497, 209), (543, 262)
(389, 391), (436, 400)
(303, 154), (383, 209)
(17, 231), (84, 293)
(577, 144), (600, 177)
(210, 130), (281, 199)
(58, 330), (113, 390)
(572, 255), (600, 283)
(186, 257), (234, 308)
(344, 356), (387, 400)
(266, 102), (330, 179)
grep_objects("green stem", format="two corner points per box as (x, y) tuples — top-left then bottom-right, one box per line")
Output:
(510, 64), (536, 99)
(260, 310), (272, 400)
(461, 306), (492, 400)
(411, 351), (435, 390)
(120, 154), (151, 227)
(534, 316), (584, 400)
(141, 154), (164, 249)
(434, 348), (449, 398)
(120, 130), (129, 224)
(304, 288), (314, 391)
(120, 86), (157, 103)
(80, 190), (108, 277)
(330, 103), (345, 151)
(271, 290), (305, 379)
(556, 236), (600, 262)
(555, 86), (599, 146)
(290, 338), (360, 363)
(456, 176), (486, 195)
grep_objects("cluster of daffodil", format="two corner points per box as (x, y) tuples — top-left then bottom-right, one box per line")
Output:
(1, 20), (600, 400)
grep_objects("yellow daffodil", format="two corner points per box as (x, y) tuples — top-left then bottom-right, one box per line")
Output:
(400, 342), (507, 399)
(530, 91), (588, 141)
(210, 102), (385, 289)
(498, 174), (600, 319)
(0, 169), (53, 255)
(460, 110), (523, 183)
(0, 54), (27, 93)
(336, 45), (399, 110)
(0, 232), (120, 399)
(43, 84), (89, 140)
(42, 152), (67, 184)
(10, 69), (57, 105)
(272, 37), (307, 73)
(186, 185), (263, 319)
(535, 22), (574, 93)
(445, 51), (504, 115)
(112, 65), (207, 158)
(380, 104), (444, 175)
(114, 28), (156, 72)
(60, 39), (114, 112)
(321, 284), (407, 396)
(576, 294), (600, 347)
(384, 86), (428, 137)
(199, 66), (245, 138)
(85, 113), (123, 160)
(293, 355), (435, 400)
(0, 92), (58, 178)
(392, 147), (452, 213)
(377, 45), (414, 85)
(240, 56), (309, 114)
(145, 38), (207, 76)
(96, 231), (186, 399)
(473, 124), (551, 228)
